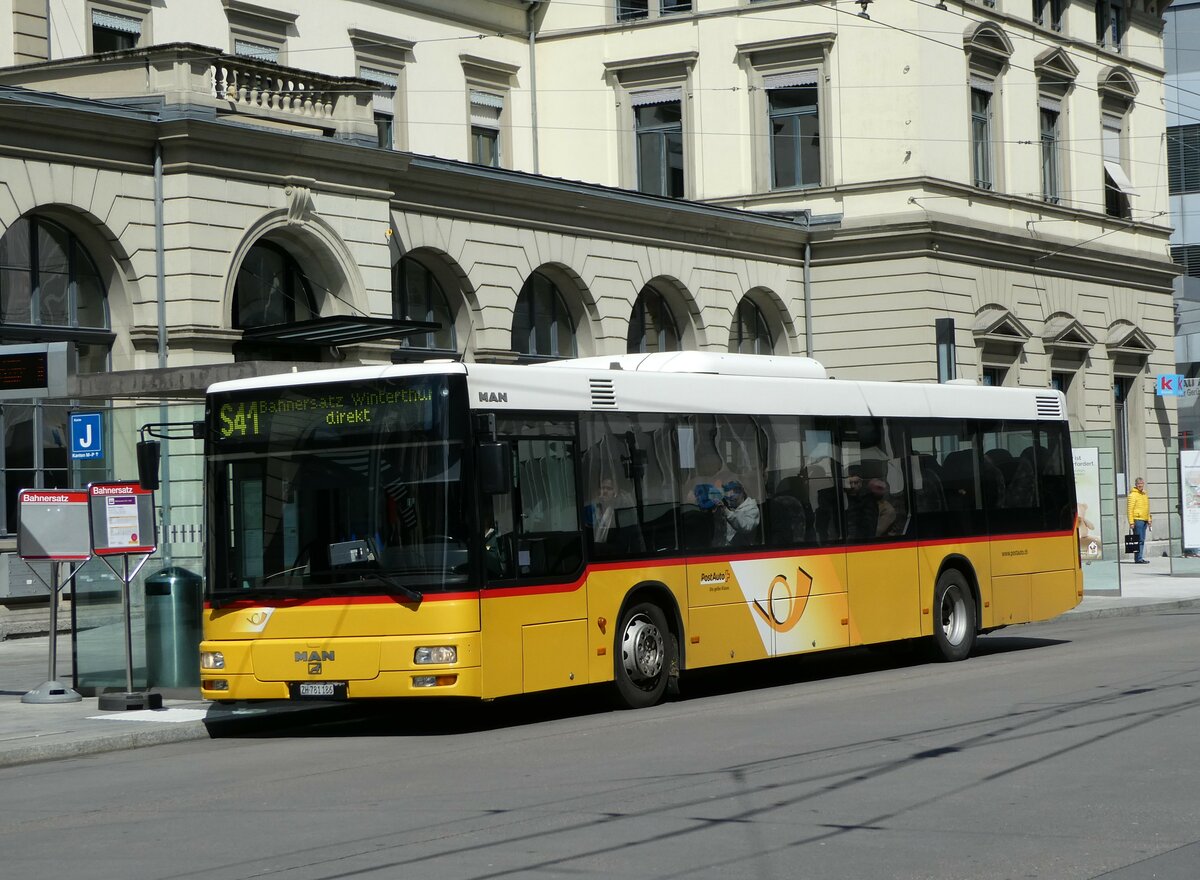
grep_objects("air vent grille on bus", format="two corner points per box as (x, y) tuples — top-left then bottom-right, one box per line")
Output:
(1035, 395), (1064, 419)
(590, 378), (617, 408)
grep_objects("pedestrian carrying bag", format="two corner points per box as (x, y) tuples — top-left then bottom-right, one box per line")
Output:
(1124, 531), (1138, 554)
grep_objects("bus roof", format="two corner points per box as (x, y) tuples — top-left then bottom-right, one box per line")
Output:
(207, 354), (1066, 422)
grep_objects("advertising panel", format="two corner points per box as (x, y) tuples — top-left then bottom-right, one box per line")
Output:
(1181, 450), (1200, 554)
(1073, 447), (1102, 561)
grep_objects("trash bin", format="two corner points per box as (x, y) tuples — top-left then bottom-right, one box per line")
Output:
(144, 567), (203, 688)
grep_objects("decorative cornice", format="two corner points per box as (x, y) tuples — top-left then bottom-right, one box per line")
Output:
(1034, 47), (1079, 81)
(733, 33), (836, 63)
(963, 21), (1014, 61)
(1043, 313), (1098, 350)
(221, 0), (298, 26)
(349, 28), (416, 66)
(603, 50), (699, 76)
(1099, 66), (1139, 100)
(1106, 321), (1155, 354)
(974, 304), (1032, 343)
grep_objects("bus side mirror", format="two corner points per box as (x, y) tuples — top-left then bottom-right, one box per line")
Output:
(478, 441), (511, 495)
(137, 439), (161, 491)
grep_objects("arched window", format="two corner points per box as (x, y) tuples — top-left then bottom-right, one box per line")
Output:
(232, 241), (320, 361)
(0, 214), (112, 532)
(393, 255), (456, 351)
(731, 298), (774, 354)
(232, 241), (318, 329)
(627, 287), (680, 353)
(512, 270), (576, 358)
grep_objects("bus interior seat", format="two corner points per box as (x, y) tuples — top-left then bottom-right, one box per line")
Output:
(940, 449), (977, 510)
(764, 494), (807, 545)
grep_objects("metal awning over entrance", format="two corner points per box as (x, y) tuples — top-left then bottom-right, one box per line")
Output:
(240, 316), (439, 346)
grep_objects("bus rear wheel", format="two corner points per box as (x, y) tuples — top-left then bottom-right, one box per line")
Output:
(930, 570), (976, 662)
(614, 602), (673, 709)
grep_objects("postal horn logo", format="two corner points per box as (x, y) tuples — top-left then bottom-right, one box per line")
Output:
(752, 569), (814, 632)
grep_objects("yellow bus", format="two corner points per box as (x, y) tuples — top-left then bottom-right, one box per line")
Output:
(200, 352), (1082, 708)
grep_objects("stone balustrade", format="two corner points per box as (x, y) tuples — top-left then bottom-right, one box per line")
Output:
(0, 43), (375, 144)
(210, 59), (336, 121)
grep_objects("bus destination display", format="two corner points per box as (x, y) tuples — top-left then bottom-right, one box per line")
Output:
(215, 382), (440, 442)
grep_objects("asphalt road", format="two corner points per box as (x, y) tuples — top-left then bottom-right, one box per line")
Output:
(2, 609), (1199, 880)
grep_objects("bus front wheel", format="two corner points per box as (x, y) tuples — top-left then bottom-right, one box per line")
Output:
(930, 570), (976, 662)
(614, 602), (673, 709)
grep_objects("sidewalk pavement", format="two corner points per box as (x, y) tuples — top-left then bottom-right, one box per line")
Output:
(1, 555), (1198, 770)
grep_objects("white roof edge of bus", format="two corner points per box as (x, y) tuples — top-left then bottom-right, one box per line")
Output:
(539, 352), (828, 380)
(207, 358), (1067, 423)
(207, 361), (467, 395)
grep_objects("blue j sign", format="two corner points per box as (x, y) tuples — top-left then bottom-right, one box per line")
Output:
(70, 412), (103, 460)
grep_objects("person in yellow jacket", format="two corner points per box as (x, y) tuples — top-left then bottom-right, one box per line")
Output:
(1127, 477), (1152, 563)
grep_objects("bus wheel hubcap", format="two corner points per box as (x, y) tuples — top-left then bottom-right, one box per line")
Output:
(941, 587), (967, 645)
(622, 614), (664, 682)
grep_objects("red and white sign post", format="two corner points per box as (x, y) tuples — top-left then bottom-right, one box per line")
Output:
(16, 489), (91, 704)
(88, 481), (160, 711)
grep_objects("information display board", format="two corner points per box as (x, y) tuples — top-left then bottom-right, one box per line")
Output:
(17, 489), (92, 560)
(0, 342), (69, 400)
(87, 482), (157, 556)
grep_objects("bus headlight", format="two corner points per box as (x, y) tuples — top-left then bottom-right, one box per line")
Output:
(414, 646), (457, 665)
(200, 651), (225, 670)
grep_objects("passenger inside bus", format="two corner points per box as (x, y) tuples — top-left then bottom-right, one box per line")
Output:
(584, 476), (644, 555)
(844, 466), (877, 539)
(867, 477), (899, 537)
(716, 480), (761, 546)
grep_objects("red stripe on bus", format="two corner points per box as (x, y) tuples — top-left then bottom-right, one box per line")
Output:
(204, 528), (1072, 610)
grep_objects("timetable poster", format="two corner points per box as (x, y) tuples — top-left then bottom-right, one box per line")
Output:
(105, 495), (141, 547)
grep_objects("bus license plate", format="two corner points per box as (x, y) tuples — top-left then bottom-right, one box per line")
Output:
(290, 681), (347, 700)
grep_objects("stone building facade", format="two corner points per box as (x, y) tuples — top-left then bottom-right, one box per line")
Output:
(0, 0), (1180, 611)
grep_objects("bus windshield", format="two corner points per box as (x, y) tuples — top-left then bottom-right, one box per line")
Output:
(206, 374), (469, 601)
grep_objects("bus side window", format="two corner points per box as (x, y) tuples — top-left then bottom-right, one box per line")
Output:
(1037, 425), (1074, 531)
(839, 417), (907, 542)
(763, 416), (837, 547)
(485, 419), (583, 582)
(907, 419), (984, 539)
(515, 437), (582, 578)
(678, 414), (766, 551)
(581, 413), (676, 559)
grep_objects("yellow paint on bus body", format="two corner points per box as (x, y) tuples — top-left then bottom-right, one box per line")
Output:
(201, 535), (1081, 702)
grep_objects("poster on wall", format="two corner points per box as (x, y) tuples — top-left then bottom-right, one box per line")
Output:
(1181, 450), (1200, 554)
(1073, 447), (1102, 561)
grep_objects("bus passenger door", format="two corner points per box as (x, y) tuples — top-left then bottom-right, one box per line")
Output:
(479, 419), (587, 699)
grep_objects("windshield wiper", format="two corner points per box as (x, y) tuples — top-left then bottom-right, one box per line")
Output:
(354, 570), (423, 604)
(260, 564), (309, 585)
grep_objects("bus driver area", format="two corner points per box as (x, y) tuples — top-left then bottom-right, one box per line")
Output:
(199, 353), (1082, 709)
